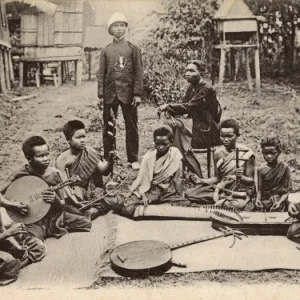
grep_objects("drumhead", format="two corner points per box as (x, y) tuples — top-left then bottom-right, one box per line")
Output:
(5, 176), (51, 225)
(110, 240), (172, 271)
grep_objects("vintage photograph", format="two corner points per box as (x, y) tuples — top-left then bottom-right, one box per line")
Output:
(1, 0), (300, 297)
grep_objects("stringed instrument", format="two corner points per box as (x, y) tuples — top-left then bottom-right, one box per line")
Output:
(133, 204), (241, 221)
(5, 175), (80, 224)
(110, 226), (246, 277)
(210, 209), (295, 235)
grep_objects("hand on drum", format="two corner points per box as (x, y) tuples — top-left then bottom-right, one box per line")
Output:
(7, 222), (27, 236)
(42, 190), (58, 204)
(12, 201), (28, 216)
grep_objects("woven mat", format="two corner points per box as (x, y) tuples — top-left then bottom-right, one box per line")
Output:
(101, 214), (300, 277)
(8, 212), (115, 289)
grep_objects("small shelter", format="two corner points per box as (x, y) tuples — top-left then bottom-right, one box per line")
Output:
(0, 2), (14, 95)
(7, 0), (85, 88)
(212, 0), (265, 95)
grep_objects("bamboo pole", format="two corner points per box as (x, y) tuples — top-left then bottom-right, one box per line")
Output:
(75, 59), (82, 86)
(245, 48), (253, 92)
(218, 48), (226, 89)
(254, 47), (261, 96)
(19, 61), (24, 88)
(8, 49), (14, 83)
(4, 50), (11, 90)
(0, 49), (7, 95)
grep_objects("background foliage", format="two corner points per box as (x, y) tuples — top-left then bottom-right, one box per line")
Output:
(142, 0), (300, 104)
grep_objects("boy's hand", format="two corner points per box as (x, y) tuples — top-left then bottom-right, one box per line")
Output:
(132, 96), (141, 107)
(98, 97), (104, 110)
(42, 190), (57, 204)
(141, 194), (149, 207)
(12, 202), (28, 216)
(158, 104), (168, 113)
(108, 151), (118, 163)
(235, 168), (244, 179)
(6, 223), (27, 236)
(271, 201), (281, 211)
(255, 199), (263, 209)
(288, 203), (299, 217)
(213, 189), (220, 203)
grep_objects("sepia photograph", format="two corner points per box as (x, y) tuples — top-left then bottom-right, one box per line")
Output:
(1, 0), (300, 298)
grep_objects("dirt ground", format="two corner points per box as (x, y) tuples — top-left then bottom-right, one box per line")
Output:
(2, 79), (300, 287)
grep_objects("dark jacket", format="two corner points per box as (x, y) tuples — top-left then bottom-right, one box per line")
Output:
(98, 38), (144, 104)
(166, 81), (221, 148)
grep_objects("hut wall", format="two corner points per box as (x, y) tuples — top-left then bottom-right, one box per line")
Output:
(20, 0), (83, 59)
(0, 2), (11, 47)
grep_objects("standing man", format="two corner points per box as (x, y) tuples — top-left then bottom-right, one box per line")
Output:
(98, 12), (143, 170)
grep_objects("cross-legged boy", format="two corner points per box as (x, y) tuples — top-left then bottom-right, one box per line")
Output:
(98, 12), (143, 170)
(185, 119), (256, 210)
(56, 120), (117, 220)
(255, 137), (291, 212)
(109, 125), (190, 218)
(0, 136), (92, 242)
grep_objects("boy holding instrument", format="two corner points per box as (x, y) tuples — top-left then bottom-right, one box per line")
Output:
(0, 136), (92, 242)
(109, 125), (190, 218)
(185, 119), (256, 210)
(255, 137), (291, 212)
(56, 120), (117, 220)
(0, 207), (40, 285)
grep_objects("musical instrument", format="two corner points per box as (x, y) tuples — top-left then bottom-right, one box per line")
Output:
(5, 175), (80, 224)
(133, 204), (241, 221)
(210, 210), (295, 235)
(110, 226), (246, 277)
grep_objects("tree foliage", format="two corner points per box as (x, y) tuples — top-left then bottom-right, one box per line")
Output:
(142, 0), (300, 104)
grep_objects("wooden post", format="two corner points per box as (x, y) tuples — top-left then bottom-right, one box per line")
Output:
(8, 50), (14, 83)
(88, 50), (92, 81)
(229, 48), (234, 81)
(3, 50), (11, 90)
(219, 47), (226, 88)
(61, 61), (65, 83)
(19, 61), (24, 88)
(75, 59), (82, 86)
(57, 62), (62, 86)
(35, 64), (40, 88)
(254, 47), (261, 96)
(0, 49), (7, 95)
(245, 48), (253, 91)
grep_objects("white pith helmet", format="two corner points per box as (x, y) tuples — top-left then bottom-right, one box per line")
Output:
(107, 12), (128, 35)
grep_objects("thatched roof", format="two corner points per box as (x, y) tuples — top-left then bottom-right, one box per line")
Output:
(4, 0), (57, 16)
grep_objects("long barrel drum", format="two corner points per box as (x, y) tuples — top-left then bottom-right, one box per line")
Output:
(133, 204), (240, 221)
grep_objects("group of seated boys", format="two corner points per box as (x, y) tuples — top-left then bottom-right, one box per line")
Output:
(1, 117), (300, 284)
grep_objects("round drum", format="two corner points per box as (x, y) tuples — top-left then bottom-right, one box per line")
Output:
(5, 176), (51, 224)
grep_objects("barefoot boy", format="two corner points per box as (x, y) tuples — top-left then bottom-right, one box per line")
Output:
(0, 136), (92, 242)
(185, 119), (256, 210)
(56, 120), (116, 220)
(111, 125), (189, 218)
(255, 137), (291, 212)
(98, 12), (143, 170)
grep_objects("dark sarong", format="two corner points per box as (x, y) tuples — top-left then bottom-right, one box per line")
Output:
(260, 162), (292, 212)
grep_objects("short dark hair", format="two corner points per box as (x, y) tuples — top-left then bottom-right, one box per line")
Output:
(22, 136), (47, 159)
(188, 60), (205, 73)
(63, 120), (85, 140)
(220, 119), (240, 136)
(261, 136), (281, 152)
(153, 125), (174, 142)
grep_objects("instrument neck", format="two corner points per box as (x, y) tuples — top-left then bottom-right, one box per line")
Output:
(170, 231), (227, 250)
